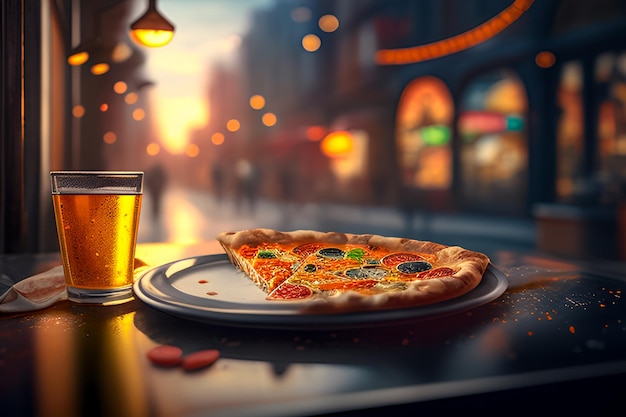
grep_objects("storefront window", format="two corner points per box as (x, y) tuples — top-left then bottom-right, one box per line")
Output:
(457, 70), (528, 215)
(595, 52), (626, 203)
(556, 61), (585, 200)
(396, 76), (453, 190)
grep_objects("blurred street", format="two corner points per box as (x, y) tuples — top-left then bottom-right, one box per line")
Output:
(138, 185), (537, 259)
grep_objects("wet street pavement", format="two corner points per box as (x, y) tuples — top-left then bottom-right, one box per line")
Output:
(137, 185), (537, 260)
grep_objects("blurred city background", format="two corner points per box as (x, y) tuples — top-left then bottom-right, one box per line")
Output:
(2, 0), (626, 261)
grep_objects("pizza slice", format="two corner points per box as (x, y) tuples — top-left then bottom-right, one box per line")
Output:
(216, 228), (490, 311)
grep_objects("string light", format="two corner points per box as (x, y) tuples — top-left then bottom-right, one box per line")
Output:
(375, 0), (534, 65)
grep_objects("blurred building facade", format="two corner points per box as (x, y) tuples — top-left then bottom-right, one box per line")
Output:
(198, 0), (626, 258)
(2, 0), (626, 256)
(209, 0), (626, 216)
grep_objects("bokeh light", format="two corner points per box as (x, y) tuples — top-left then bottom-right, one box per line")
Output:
(125, 92), (139, 104)
(67, 51), (88, 66)
(103, 131), (117, 144)
(321, 130), (354, 157)
(211, 132), (225, 145)
(262, 112), (277, 127)
(114, 81), (128, 94)
(318, 15), (339, 32)
(185, 143), (200, 157)
(111, 41), (133, 63)
(306, 125), (326, 141)
(535, 51), (556, 68)
(249, 95), (266, 110)
(302, 34), (321, 52)
(132, 108), (145, 121)
(90, 63), (110, 75)
(291, 6), (311, 22)
(72, 105), (85, 118)
(146, 142), (161, 156)
(226, 119), (241, 132)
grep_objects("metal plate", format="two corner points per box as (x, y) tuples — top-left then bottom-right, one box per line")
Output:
(134, 253), (508, 329)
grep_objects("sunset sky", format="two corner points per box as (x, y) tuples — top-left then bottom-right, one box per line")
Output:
(136, 0), (274, 154)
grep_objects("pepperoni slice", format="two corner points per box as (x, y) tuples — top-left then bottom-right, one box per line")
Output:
(381, 252), (426, 267)
(292, 243), (325, 257)
(418, 267), (456, 279)
(239, 245), (259, 259)
(268, 283), (313, 300)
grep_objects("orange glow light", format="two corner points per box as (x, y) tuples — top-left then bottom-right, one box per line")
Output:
(125, 92), (139, 104)
(211, 132), (225, 145)
(72, 105), (85, 118)
(103, 132), (117, 144)
(131, 29), (174, 48)
(185, 144), (200, 158)
(132, 108), (145, 121)
(90, 62), (110, 75)
(306, 125), (327, 141)
(114, 81), (128, 94)
(319, 15), (339, 33)
(262, 112), (277, 127)
(375, 0), (534, 65)
(99, 103), (109, 112)
(249, 95), (265, 110)
(111, 41), (133, 63)
(146, 142), (161, 156)
(535, 51), (556, 68)
(67, 51), (89, 66)
(226, 119), (241, 132)
(321, 130), (353, 158)
(302, 34), (321, 52)
(130, 0), (176, 48)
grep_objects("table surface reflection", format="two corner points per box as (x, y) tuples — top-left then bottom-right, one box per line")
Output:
(1, 242), (625, 417)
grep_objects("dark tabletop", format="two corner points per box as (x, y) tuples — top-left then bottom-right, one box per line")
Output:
(1, 243), (625, 417)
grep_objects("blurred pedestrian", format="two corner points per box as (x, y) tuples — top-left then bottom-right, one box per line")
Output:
(145, 163), (168, 220)
(211, 163), (224, 202)
(235, 159), (261, 213)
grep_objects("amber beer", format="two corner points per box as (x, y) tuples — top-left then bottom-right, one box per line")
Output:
(51, 172), (143, 304)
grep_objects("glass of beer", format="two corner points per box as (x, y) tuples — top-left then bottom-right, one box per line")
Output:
(51, 171), (143, 304)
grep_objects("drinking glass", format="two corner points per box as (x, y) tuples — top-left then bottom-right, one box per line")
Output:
(51, 171), (143, 304)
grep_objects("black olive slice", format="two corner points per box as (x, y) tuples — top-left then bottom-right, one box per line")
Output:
(344, 266), (389, 279)
(318, 247), (345, 258)
(396, 261), (432, 274)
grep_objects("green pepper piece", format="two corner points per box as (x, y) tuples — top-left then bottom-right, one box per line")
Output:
(257, 249), (277, 259)
(346, 248), (366, 262)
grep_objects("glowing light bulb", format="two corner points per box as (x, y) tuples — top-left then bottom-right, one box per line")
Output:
(130, 0), (175, 48)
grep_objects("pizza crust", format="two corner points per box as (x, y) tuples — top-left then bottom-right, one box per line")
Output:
(216, 229), (490, 313)
(217, 229), (354, 248)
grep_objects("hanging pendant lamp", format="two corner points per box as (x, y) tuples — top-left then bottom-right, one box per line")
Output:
(130, 0), (175, 48)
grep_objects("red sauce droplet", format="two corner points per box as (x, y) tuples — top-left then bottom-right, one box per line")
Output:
(181, 349), (220, 371)
(198, 279), (208, 284)
(147, 345), (183, 367)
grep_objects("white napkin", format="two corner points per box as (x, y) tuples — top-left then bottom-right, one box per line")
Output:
(0, 265), (67, 313)
(0, 259), (149, 313)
